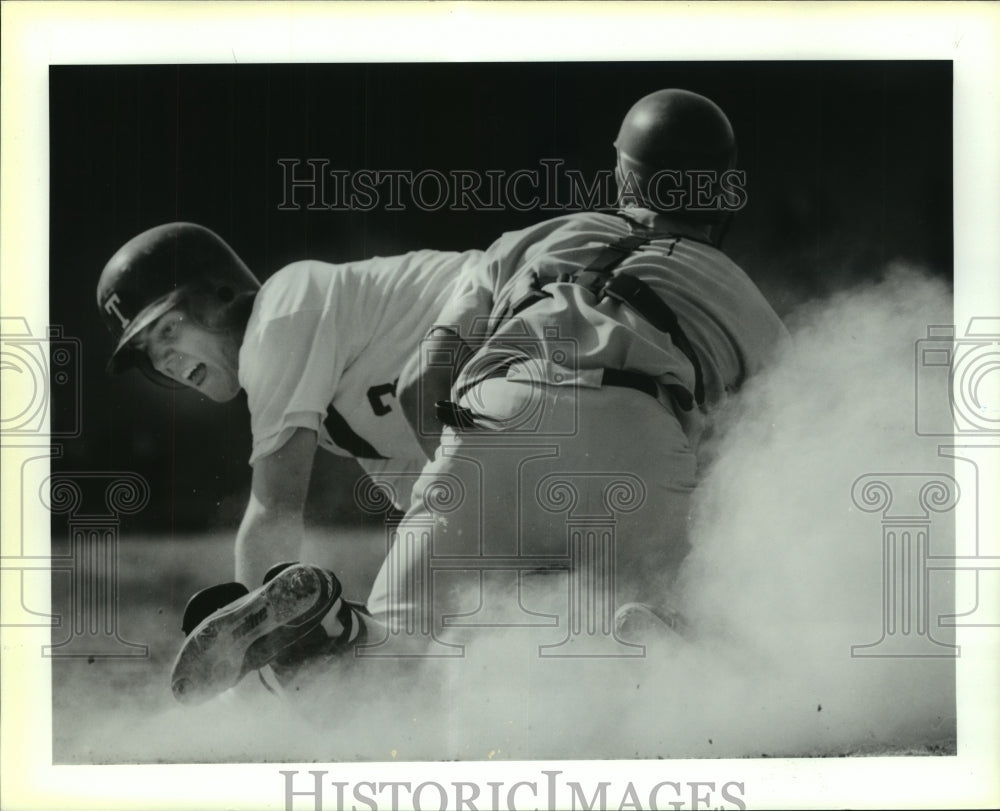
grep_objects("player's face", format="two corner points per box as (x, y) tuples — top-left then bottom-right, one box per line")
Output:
(133, 309), (241, 402)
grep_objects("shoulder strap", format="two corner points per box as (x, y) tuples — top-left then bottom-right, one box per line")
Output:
(572, 228), (706, 409)
(599, 273), (705, 407)
(574, 235), (652, 295)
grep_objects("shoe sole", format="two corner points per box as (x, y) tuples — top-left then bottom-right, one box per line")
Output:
(171, 564), (341, 706)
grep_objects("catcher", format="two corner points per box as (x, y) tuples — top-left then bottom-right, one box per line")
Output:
(378, 88), (789, 650)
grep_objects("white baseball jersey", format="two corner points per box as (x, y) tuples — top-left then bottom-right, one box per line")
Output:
(238, 249), (483, 510)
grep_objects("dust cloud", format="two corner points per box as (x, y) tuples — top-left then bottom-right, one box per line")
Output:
(67, 267), (957, 763)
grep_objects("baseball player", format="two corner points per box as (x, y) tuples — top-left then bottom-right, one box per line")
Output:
(96, 224), (484, 698)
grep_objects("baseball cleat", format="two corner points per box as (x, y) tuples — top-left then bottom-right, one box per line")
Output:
(170, 563), (342, 706)
(180, 581), (250, 636)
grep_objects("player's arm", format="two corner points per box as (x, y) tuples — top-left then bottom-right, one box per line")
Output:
(234, 427), (318, 586)
(397, 327), (474, 460)
(397, 250), (502, 459)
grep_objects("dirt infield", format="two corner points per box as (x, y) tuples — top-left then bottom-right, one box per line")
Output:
(51, 529), (385, 763)
(51, 529), (956, 764)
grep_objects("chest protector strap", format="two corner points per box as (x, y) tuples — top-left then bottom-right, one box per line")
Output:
(575, 234), (705, 410)
(574, 235), (652, 294)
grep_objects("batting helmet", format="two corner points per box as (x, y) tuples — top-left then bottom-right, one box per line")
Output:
(96, 223), (260, 374)
(614, 89), (737, 215)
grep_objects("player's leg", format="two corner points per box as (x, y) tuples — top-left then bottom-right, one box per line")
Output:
(363, 429), (491, 647)
(497, 380), (696, 614)
(556, 386), (696, 641)
(363, 378), (696, 645)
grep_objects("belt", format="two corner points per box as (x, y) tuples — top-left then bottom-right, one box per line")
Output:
(436, 367), (660, 429)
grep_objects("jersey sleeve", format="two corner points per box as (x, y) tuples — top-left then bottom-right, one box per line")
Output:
(242, 304), (350, 465)
(429, 250), (496, 349)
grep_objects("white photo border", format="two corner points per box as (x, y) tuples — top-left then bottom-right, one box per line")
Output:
(2, 2), (998, 810)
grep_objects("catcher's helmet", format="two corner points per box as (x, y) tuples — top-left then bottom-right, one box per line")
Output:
(96, 223), (259, 374)
(614, 89), (736, 214)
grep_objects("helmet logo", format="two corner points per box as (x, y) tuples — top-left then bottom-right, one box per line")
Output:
(103, 293), (131, 330)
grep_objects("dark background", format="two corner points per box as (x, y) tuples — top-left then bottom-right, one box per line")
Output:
(49, 61), (952, 535)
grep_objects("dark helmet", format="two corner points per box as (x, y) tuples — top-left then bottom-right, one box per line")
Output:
(96, 223), (259, 373)
(614, 89), (737, 216)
